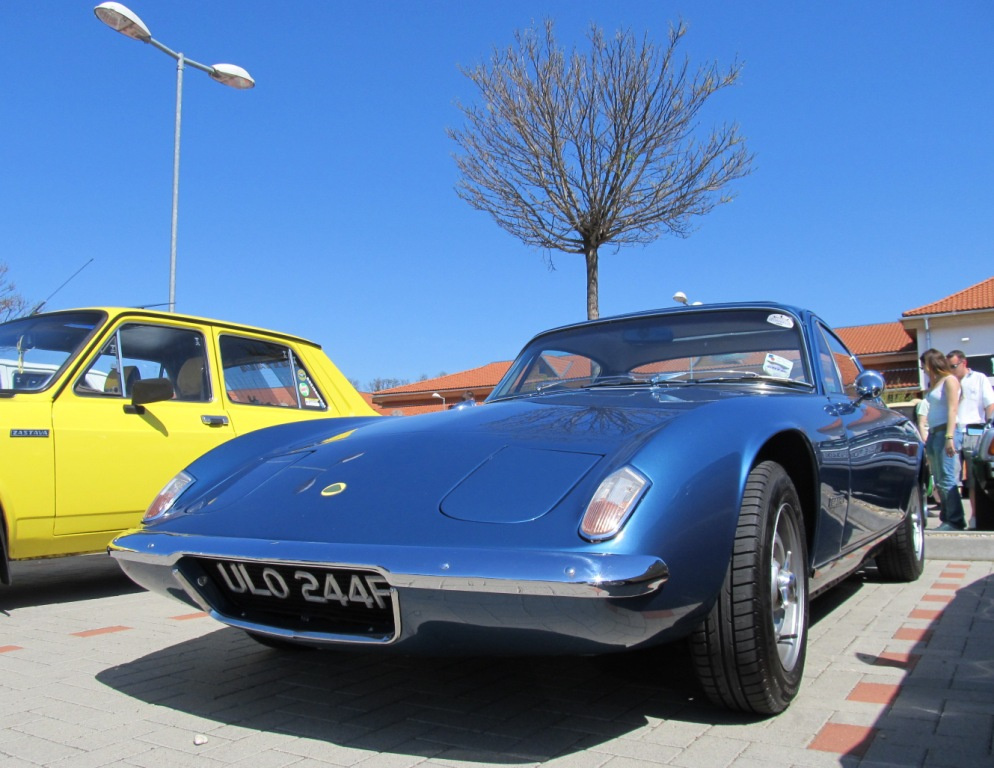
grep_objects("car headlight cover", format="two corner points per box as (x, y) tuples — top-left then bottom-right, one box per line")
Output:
(143, 470), (195, 523)
(580, 466), (649, 541)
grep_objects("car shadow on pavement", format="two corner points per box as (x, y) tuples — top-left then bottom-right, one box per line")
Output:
(1, 553), (143, 612)
(812, 568), (867, 619)
(93, 572), (873, 763)
(95, 630), (742, 762)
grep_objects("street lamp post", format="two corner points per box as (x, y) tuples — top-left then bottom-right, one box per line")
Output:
(673, 291), (703, 377)
(94, 2), (254, 313)
(672, 291), (703, 306)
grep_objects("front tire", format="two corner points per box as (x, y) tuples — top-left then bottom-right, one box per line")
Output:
(690, 461), (808, 715)
(875, 483), (925, 581)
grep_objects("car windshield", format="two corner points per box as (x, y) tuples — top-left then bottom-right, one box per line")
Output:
(0, 310), (105, 392)
(491, 308), (813, 400)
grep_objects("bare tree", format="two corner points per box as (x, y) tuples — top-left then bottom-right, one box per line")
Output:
(449, 19), (753, 319)
(0, 262), (28, 322)
(368, 377), (411, 392)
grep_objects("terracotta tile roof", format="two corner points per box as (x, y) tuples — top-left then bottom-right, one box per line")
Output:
(903, 276), (994, 317)
(881, 368), (921, 389)
(376, 361), (513, 395)
(836, 322), (916, 356)
(358, 391), (387, 413)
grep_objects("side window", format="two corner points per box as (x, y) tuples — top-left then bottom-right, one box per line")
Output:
(75, 323), (210, 402)
(817, 326), (860, 398)
(219, 335), (326, 410)
(510, 351), (599, 394)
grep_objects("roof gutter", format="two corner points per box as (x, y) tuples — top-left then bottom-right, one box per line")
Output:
(903, 306), (994, 322)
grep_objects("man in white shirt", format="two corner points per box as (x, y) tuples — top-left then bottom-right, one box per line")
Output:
(947, 350), (994, 524)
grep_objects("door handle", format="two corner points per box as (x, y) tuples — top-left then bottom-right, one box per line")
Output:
(201, 415), (230, 427)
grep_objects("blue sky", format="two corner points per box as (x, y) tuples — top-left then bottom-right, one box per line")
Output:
(2, 2), (992, 388)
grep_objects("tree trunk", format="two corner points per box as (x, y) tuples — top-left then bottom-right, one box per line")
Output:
(585, 244), (599, 320)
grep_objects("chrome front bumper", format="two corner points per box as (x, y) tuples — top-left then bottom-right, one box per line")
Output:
(110, 530), (669, 600)
(110, 530), (673, 652)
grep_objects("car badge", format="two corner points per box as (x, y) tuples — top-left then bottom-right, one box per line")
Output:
(321, 482), (347, 497)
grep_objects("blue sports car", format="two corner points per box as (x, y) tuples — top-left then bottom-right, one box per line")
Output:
(111, 303), (926, 714)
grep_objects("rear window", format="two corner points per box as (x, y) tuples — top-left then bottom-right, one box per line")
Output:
(220, 335), (326, 410)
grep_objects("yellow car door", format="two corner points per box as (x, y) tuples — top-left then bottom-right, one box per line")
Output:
(52, 319), (232, 541)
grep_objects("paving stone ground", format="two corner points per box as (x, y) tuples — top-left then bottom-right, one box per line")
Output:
(1, 553), (991, 768)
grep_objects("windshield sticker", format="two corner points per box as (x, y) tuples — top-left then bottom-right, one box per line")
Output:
(763, 353), (793, 379)
(766, 313), (795, 329)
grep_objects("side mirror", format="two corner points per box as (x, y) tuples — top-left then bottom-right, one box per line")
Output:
(855, 370), (885, 403)
(130, 377), (175, 407)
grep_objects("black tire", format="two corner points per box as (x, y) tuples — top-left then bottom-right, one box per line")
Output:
(689, 461), (808, 715)
(974, 486), (994, 531)
(0, 513), (10, 586)
(875, 483), (926, 581)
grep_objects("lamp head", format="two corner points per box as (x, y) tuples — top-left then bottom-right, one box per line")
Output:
(94, 2), (151, 42)
(210, 64), (256, 90)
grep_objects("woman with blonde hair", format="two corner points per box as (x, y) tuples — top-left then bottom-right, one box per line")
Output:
(921, 348), (966, 530)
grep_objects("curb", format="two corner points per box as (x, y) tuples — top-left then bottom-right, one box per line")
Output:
(924, 530), (994, 561)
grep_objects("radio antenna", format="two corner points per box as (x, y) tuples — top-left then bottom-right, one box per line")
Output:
(30, 258), (94, 314)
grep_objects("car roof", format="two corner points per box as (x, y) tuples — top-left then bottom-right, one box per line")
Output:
(23, 307), (323, 350)
(529, 301), (816, 338)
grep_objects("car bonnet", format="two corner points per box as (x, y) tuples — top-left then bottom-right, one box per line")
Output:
(156, 393), (692, 545)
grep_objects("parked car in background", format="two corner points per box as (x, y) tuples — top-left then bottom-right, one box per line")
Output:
(968, 423), (994, 530)
(0, 307), (375, 582)
(111, 302), (926, 715)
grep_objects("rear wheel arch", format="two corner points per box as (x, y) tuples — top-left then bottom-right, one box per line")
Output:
(874, 444), (928, 582)
(917, 453), (932, 504)
(876, 479), (925, 581)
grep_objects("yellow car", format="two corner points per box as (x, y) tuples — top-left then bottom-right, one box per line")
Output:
(0, 307), (376, 581)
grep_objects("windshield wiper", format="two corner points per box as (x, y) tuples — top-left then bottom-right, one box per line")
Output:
(535, 380), (578, 393)
(507, 371), (814, 399)
(756, 376), (815, 390)
(648, 369), (814, 390)
(692, 374), (815, 390)
(587, 375), (646, 388)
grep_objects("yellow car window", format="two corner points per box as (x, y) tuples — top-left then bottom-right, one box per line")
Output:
(220, 335), (326, 410)
(76, 323), (210, 402)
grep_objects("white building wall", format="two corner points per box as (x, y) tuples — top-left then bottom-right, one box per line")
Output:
(904, 310), (994, 385)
